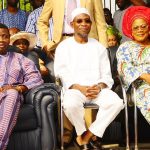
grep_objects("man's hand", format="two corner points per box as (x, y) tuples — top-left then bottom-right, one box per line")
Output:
(48, 49), (55, 60)
(86, 83), (107, 99)
(70, 84), (89, 96)
(40, 65), (49, 76)
(86, 85), (101, 99)
(70, 83), (107, 100)
(0, 85), (28, 93)
(0, 85), (14, 92)
(43, 45), (55, 60)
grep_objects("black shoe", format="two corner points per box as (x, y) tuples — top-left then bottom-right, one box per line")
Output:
(64, 142), (71, 148)
(90, 138), (102, 150)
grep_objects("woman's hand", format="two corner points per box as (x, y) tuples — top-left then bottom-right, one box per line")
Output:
(140, 73), (150, 84)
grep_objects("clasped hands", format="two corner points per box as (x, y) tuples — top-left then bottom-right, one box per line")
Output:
(70, 83), (107, 100)
(43, 45), (55, 60)
(84, 84), (101, 99)
(0, 85), (26, 93)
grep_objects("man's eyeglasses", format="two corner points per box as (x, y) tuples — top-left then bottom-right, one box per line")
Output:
(74, 19), (92, 24)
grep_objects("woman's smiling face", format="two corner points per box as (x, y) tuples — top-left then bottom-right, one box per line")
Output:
(131, 18), (149, 43)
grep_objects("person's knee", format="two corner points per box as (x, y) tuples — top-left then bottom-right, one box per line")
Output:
(7, 89), (19, 95)
(63, 98), (81, 110)
(63, 90), (83, 110)
(113, 99), (124, 111)
(100, 89), (124, 110)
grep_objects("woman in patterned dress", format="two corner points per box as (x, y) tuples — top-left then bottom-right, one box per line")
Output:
(117, 6), (150, 124)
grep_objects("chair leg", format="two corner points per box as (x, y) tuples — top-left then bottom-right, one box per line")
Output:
(122, 87), (130, 150)
(133, 87), (138, 150)
(61, 102), (64, 150)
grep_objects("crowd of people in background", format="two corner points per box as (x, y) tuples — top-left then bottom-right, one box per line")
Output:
(0, 0), (149, 84)
(0, 0), (150, 149)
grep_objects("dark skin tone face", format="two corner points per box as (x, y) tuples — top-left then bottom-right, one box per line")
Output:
(13, 39), (30, 53)
(0, 28), (10, 55)
(131, 18), (150, 45)
(104, 8), (113, 26)
(70, 13), (92, 43)
(30, 0), (45, 9)
(9, 27), (20, 36)
(116, 0), (130, 10)
(7, 0), (19, 7)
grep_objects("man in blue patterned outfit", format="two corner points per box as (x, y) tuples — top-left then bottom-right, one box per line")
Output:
(0, 0), (27, 31)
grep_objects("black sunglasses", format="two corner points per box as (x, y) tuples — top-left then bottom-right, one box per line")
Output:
(75, 19), (92, 24)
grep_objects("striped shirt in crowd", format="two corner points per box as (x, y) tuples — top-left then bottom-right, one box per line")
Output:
(25, 6), (53, 47)
(0, 9), (27, 31)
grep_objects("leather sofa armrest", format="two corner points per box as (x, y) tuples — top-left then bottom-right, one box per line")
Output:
(24, 83), (60, 124)
(24, 83), (61, 105)
(24, 83), (60, 150)
(35, 88), (58, 150)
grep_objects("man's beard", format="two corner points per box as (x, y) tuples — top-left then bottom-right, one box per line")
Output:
(77, 33), (89, 39)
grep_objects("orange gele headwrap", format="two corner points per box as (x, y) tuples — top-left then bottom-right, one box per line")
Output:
(122, 6), (150, 39)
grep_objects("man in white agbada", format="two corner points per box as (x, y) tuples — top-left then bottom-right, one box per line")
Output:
(54, 8), (124, 150)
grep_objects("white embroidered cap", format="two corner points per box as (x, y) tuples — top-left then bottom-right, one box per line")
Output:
(71, 7), (91, 22)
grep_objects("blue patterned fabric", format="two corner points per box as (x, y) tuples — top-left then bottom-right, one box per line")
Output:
(0, 9), (27, 31)
(25, 6), (53, 47)
(117, 41), (150, 124)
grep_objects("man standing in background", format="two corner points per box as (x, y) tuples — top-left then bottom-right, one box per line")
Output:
(29, 0), (45, 10)
(25, 0), (53, 48)
(37, 0), (108, 60)
(0, 0), (27, 31)
(25, 0), (54, 81)
(113, 0), (131, 43)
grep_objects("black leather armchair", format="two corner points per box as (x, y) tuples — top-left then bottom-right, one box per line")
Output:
(7, 83), (60, 150)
